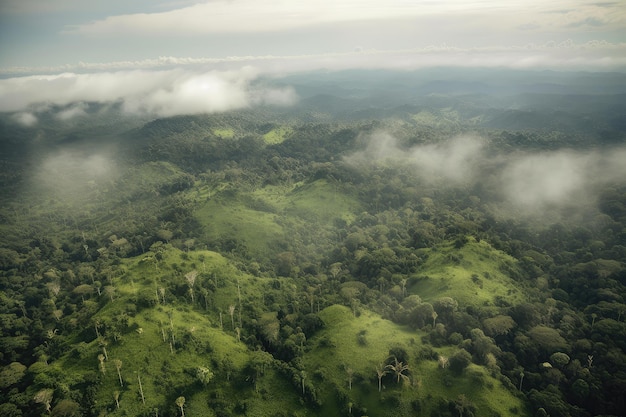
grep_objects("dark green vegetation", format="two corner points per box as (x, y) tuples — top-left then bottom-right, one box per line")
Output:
(1, 69), (626, 416)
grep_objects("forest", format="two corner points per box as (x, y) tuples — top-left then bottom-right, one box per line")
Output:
(0, 68), (625, 417)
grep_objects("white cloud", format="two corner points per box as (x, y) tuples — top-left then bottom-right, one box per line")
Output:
(65, 0), (626, 37)
(12, 112), (38, 126)
(348, 132), (485, 184)
(56, 102), (88, 120)
(0, 67), (297, 117)
(347, 131), (626, 219)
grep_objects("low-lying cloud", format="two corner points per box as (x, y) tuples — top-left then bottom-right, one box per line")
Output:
(349, 133), (486, 185)
(349, 131), (626, 219)
(0, 67), (297, 121)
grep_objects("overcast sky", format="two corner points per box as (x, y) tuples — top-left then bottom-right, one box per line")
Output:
(1, 0), (625, 73)
(1, 1), (626, 120)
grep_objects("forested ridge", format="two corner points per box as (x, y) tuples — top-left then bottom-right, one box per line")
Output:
(1, 71), (626, 417)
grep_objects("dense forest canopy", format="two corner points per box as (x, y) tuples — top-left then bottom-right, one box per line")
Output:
(1, 68), (626, 417)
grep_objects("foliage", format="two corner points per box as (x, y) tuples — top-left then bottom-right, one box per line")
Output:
(1, 79), (625, 416)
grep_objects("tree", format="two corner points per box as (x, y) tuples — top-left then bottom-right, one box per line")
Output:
(114, 391), (120, 409)
(185, 270), (198, 304)
(449, 349), (472, 374)
(114, 359), (123, 386)
(98, 354), (106, 374)
(51, 399), (81, 417)
(438, 355), (449, 369)
(482, 315), (516, 337)
(196, 366), (214, 385)
(175, 396), (185, 417)
(229, 304), (236, 329)
(375, 363), (387, 392)
(386, 357), (410, 385)
(454, 394), (475, 417)
(137, 373), (145, 405)
(34, 388), (54, 413)
(0, 361), (26, 388)
(346, 367), (354, 390)
(300, 370), (307, 395)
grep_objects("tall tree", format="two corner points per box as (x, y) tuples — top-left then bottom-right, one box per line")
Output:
(229, 304), (236, 330)
(375, 363), (387, 392)
(185, 270), (198, 304)
(114, 359), (123, 386)
(175, 396), (185, 417)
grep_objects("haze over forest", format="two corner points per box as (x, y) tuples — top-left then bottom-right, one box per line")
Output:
(1, 1), (626, 417)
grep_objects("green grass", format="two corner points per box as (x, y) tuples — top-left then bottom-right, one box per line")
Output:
(50, 247), (313, 416)
(193, 179), (362, 259)
(304, 304), (529, 417)
(410, 237), (526, 311)
(195, 196), (287, 258)
(282, 179), (361, 225)
(262, 126), (293, 144)
(212, 128), (235, 139)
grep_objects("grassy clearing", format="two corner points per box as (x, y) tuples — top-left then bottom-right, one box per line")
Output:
(262, 126), (293, 144)
(195, 196), (287, 258)
(212, 128), (235, 139)
(410, 237), (526, 311)
(193, 179), (362, 258)
(283, 179), (361, 225)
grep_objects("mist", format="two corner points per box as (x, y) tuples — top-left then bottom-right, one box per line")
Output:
(348, 131), (626, 220)
(0, 67), (297, 121)
(32, 146), (119, 206)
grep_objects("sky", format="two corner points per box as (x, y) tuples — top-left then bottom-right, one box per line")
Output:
(1, 0), (625, 73)
(1, 0), (626, 119)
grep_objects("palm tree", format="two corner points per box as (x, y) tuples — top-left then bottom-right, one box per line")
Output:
(346, 367), (354, 390)
(375, 363), (387, 392)
(300, 370), (307, 395)
(438, 355), (449, 369)
(98, 354), (106, 375)
(386, 357), (410, 385)
(114, 359), (123, 386)
(185, 270), (197, 304)
(137, 373), (145, 404)
(229, 304), (236, 329)
(175, 396), (185, 417)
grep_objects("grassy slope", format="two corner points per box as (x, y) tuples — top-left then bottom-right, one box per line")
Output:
(410, 237), (526, 311)
(53, 247), (310, 416)
(194, 179), (362, 259)
(306, 305), (529, 417)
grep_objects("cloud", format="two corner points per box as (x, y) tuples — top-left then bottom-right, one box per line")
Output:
(56, 102), (88, 120)
(347, 132), (486, 185)
(501, 151), (590, 209)
(64, 0), (454, 35)
(0, 67), (297, 118)
(12, 112), (37, 126)
(63, 0), (626, 37)
(33, 148), (118, 203)
(408, 136), (486, 184)
(347, 131), (626, 219)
